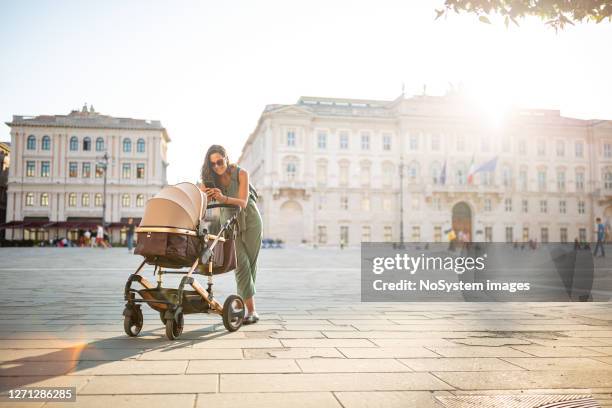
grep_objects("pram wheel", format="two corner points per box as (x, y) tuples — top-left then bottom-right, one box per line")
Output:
(165, 312), (184, 340)
(222, 295), (245, 332)
(123, 307), (143, 337)
(159, 311), (166, 324)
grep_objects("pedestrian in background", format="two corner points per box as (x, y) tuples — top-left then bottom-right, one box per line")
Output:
(594, 217), (606, 257)
(127, 218), (135, 252)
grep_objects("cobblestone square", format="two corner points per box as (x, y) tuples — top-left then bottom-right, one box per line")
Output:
(0, 247), (611, 407)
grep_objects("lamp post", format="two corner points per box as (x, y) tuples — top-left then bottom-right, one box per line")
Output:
(97, 152), (109, 228)
(399, 155), (404, 247)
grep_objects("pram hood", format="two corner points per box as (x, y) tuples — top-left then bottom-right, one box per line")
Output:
(139, 182), (206, 231)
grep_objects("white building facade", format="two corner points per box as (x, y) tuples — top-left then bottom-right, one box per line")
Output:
(239, 94), (612, 246)
(4, 104), (169, 243)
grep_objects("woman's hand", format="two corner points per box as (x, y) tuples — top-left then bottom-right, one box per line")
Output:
(204, 187), (221, 199)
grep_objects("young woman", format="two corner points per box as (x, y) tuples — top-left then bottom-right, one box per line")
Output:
(200, 145), (263, 324)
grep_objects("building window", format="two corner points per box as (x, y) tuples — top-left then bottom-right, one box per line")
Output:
(537, 170), (547, 191)
(579, 228), (586, 242)
(431, 134), (441, 151)
(604, 170), (612, 190)
(340, 195), (348, 210)
(122, 163), (131, 179)
(384, 226), (392, 242)
(81, 162), (91, 178)
(339, 132), (348, 149)
(431, 163), (441, 185)
(95, 163), (104, 178)
(434, 226), (442, 242)
(433, 197), (441, 210)
(286, 162), (297, 181)
(40, 193), (49, 207)
(560, 227), (568, 243)
(137, 138), (145, 153)
(27, 135), (36, 150)
(519, 169), (528, 191)
(540, 199), (547, 213)
(382, 134), (391, 151)
(123, 138), (132, 153)
(456, 165), (466, 185)
(556, 140), (565, 157)
(559, 200), (566, 214)
(94, 137), (103, 151)
(537, 139), (546, 156)
(408, 162), (419, 183)
(340, 226), (349, 245)
(409, 134), (419, 150)
(575, 141), (584, 158)
(518, 139), (526, 155)
(411, 226), (421, 241)
(69, 162), (78, 177)
(541, 227), (549, 243)
(287, 130), (296, 147)
(68, 193), (76, 207)
(339, 163), (349, 186)
(122, 193), (131, 207)
(41, 135), (51, 150)
(382, 163), (393, 187)
(361, 195), (370, 211)
(317, 225), (327, 244)
(485, 226), (493, 242)
(504, 198), (512, 212)
(70, 136), (78, 151)
(382, 197), (391, 212)
(316, 162), (327, 186)
(361, 132), (370, 150)
(362, 226), (371, 243)
(137, 163), (145, 179)
(523, 227), (529, 242)
(26, 161), (35, 177)
(481, 171), (493, 186)
(578, 200), (585, 214)
(605, 143), (612, 158)
(136, 194), (145, 207)
(82, 193), (90, 207)
(484, 198), (492, 212)
(502, 166), (512, 187)
(411, 196), (420, 210)
(83, 137), (91, 151)
(25, 192), (34, 206)
(317, 132), (327, 149)
(95, 193), (102, 207)
(41, 161), (50, 177)
(522, 199), (528, 213)
(557, 170), (566, 191)
(575, 170), (585, 191)
(505, 227), (513, 243)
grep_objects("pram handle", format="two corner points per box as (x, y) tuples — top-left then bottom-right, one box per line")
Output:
(206, 203), (241, 209)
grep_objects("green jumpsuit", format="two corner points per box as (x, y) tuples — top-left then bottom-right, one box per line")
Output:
(219, 166), (262, 300)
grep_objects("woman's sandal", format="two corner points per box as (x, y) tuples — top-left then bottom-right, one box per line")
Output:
(243, 314), (259, 325)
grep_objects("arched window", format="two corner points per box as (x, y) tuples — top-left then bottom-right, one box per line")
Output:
(41, 135), (51, 150)
(82, 193), (90, 207)
(136, 138), (145, 153)
(123, 138), (132, 153)
(40, 193), (49, 207)
(502, 165), (513, 187)
(382, 162), (394, 187)
(122, 194), (131, 207)
(25, 193), (34, 206)
(27, 135), (36, 150)
(83, 137), (91, 151)
(96, 137), (105, 151)
(136, 194), (145, 207)
(68, 193), (77, 207)
(456, 163), (467, 185)
(431, 162), (441, 184)
(94, 193), (102, 207)
(407, 161), (420, 183)
(69, 136), (78, 151)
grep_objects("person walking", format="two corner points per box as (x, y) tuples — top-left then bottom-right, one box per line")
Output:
(126, 218), (135, 252)
(594, 217), (606, 257)
(200, 145), (263, 324)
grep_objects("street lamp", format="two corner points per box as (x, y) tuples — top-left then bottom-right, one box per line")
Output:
(97, 152), (110, 228)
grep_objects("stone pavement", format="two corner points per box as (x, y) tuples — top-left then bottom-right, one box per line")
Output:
(0, 247), (611, 407)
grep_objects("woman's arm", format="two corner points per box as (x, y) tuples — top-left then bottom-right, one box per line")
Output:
(219, 169), (249, 209)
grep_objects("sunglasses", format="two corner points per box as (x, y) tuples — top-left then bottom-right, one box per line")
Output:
(210, 158), (226, 168)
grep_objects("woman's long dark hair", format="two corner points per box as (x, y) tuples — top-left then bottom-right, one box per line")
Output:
(200, 144), (236, 187)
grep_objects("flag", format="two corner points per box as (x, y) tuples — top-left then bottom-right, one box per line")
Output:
(439, 160), (446, 185)
(467, 154), (476, 184)
(474, 156), (499, 173)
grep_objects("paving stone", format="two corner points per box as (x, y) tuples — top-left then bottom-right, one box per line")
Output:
(449, 337), (533, 346)
(297, 358), (412, 373)
(219, 372), (454, 392)
(191, 339), (282, 349)
(269, 331), (325, 339)
(244, 348), (344, 359)
(195, 392), (341, 408)
(69, 360), (188, 375)
(502, 357), (612, 371)
(399, 358), (523, 372)
(434, 370), (612, 390)
(426, 346), (531, 358)
(79, 374), (217, 394)
(372, 339), (459, 348)
(338, 347), (440, 358)
(280, 339), (375, 348)
(512, 345), (607, 357)
(138, 348), (243, 360)
(187, 359), (300, 373)
(335, 391), (448, 408)
(38, 394), (196, 408)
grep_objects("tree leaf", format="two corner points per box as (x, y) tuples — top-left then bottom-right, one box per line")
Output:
(479, 15), (491, 24)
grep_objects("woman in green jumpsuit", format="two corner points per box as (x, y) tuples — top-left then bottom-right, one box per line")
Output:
(200, 145), (263, 324)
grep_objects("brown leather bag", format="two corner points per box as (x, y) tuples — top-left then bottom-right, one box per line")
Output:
(210, 237), (237, 274)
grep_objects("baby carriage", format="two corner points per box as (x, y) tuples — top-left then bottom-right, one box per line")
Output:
(122, 182), (244, 340)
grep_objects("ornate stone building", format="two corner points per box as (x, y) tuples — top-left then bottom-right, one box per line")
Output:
(3, 104), (169, 243)
(238, 94), (612, 246)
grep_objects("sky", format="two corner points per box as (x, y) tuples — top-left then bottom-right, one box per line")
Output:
(1, 0), (611, 184)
